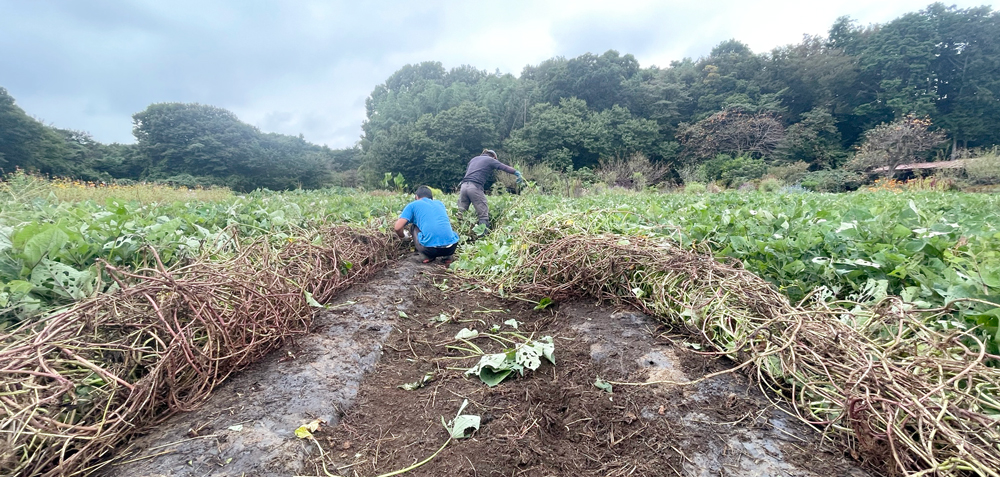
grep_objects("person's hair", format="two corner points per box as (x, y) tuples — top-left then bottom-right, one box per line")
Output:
(415, 185), (433, 199)
(482, 149), (497, 158)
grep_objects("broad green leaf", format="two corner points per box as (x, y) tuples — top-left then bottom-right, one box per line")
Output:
(21, 226), (69, 266)
(3, 280), (34, 296)
(534, 297), (553, 310)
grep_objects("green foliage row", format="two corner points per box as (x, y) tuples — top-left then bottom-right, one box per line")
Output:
(0, 183), (408, 326)
(457, 189), (1000, 353)
(4, 175), (999, 353)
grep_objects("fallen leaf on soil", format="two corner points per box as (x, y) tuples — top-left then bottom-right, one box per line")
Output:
(398, 372), (435, 391)
(594, 378), (613, 393)
(294, 418), (324, 439)
(442, 399), (481, 439)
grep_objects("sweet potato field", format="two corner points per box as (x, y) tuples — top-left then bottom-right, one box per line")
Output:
(1, 177), (998, 476)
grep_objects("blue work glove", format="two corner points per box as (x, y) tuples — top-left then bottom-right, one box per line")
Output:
(515, 171), (526, 186)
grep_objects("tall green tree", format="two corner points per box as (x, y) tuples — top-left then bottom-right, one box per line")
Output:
(775, 107), (846, 169)
(0, 87), (75, 175)
(133, 103), (332, 190)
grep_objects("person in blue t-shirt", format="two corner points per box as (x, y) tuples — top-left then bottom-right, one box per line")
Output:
(394, 185), (460, 264)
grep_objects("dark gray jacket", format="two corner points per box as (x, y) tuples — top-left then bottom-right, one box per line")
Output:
(460, 154), (516, 187)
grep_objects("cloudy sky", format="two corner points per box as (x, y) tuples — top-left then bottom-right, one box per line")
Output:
(0, 1), (990, 149)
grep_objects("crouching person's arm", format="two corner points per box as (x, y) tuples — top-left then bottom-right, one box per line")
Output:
(393, 218), (409, 239)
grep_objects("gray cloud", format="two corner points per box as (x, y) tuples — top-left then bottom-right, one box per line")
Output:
(0, 0), (988, 148)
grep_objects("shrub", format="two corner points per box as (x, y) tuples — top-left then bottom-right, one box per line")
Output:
(676, 164), (706, 184)
(597, 153), (670, 190)
(684, 182), (707, 194)
(759, 176), (783, 192)
(767, 161), (809, 184)
(800, 169), (864, 192)
(964, 152), (1000, 185)
(719, 155), (768, 187)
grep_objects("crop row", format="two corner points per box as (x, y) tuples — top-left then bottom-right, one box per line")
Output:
(0, 188), (409, 326)
(460, 189), (1000, 352)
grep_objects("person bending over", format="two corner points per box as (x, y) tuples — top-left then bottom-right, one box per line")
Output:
(394, 185), (460, 264)
(457, 149), (524, 230)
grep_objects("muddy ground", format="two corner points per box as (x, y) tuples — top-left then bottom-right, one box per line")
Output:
(105, 256), (874, 477)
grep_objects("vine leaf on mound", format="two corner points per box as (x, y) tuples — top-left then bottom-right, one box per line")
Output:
(467, 352), (516, 387)
(466, 336), (555, 386)
(442, 399), (480, 439)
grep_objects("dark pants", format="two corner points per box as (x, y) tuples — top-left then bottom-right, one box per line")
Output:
(411, 225), (457, 261)
(457, 182), (489, 226)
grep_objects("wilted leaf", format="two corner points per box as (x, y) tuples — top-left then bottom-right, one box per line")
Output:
(455, 328), (479, 340)
(594, 378), (613, 393)
(515, 344), (542, 372)
(682, 341), (702, 350)
(398, 372), (435, 391)
(304, 291), (323, 308)
(442, 399), (481, 439)
(294, 418), (324, 439)
(466, 353), (514, 386)
(446, 414), (481, 439)
(531, 336), (555, 365)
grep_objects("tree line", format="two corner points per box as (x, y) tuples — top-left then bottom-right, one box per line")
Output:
(2, 3), (997, 192)
(360, 3), (1000, 189)
(1, 93), (362, 191)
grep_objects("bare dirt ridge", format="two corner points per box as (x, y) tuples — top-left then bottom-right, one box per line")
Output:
(106, 257), (873, 477)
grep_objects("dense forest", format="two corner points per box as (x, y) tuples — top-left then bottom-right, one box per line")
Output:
(2, 3), (998, 191)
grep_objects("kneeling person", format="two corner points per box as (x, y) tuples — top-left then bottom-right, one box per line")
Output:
(394, 186), (460, 264)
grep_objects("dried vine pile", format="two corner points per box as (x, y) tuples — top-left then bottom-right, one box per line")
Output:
(501, 224), (1000, 477)
(0, 225), (399, 477)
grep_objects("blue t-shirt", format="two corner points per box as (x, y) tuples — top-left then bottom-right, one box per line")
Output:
(400, 198), (460, 247)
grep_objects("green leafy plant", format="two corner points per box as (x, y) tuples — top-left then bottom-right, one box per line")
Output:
(465, 336), (555, 387)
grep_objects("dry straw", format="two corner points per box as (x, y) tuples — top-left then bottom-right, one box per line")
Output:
(0, 225), (399, 477)
(502, 216), (1000, 477)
